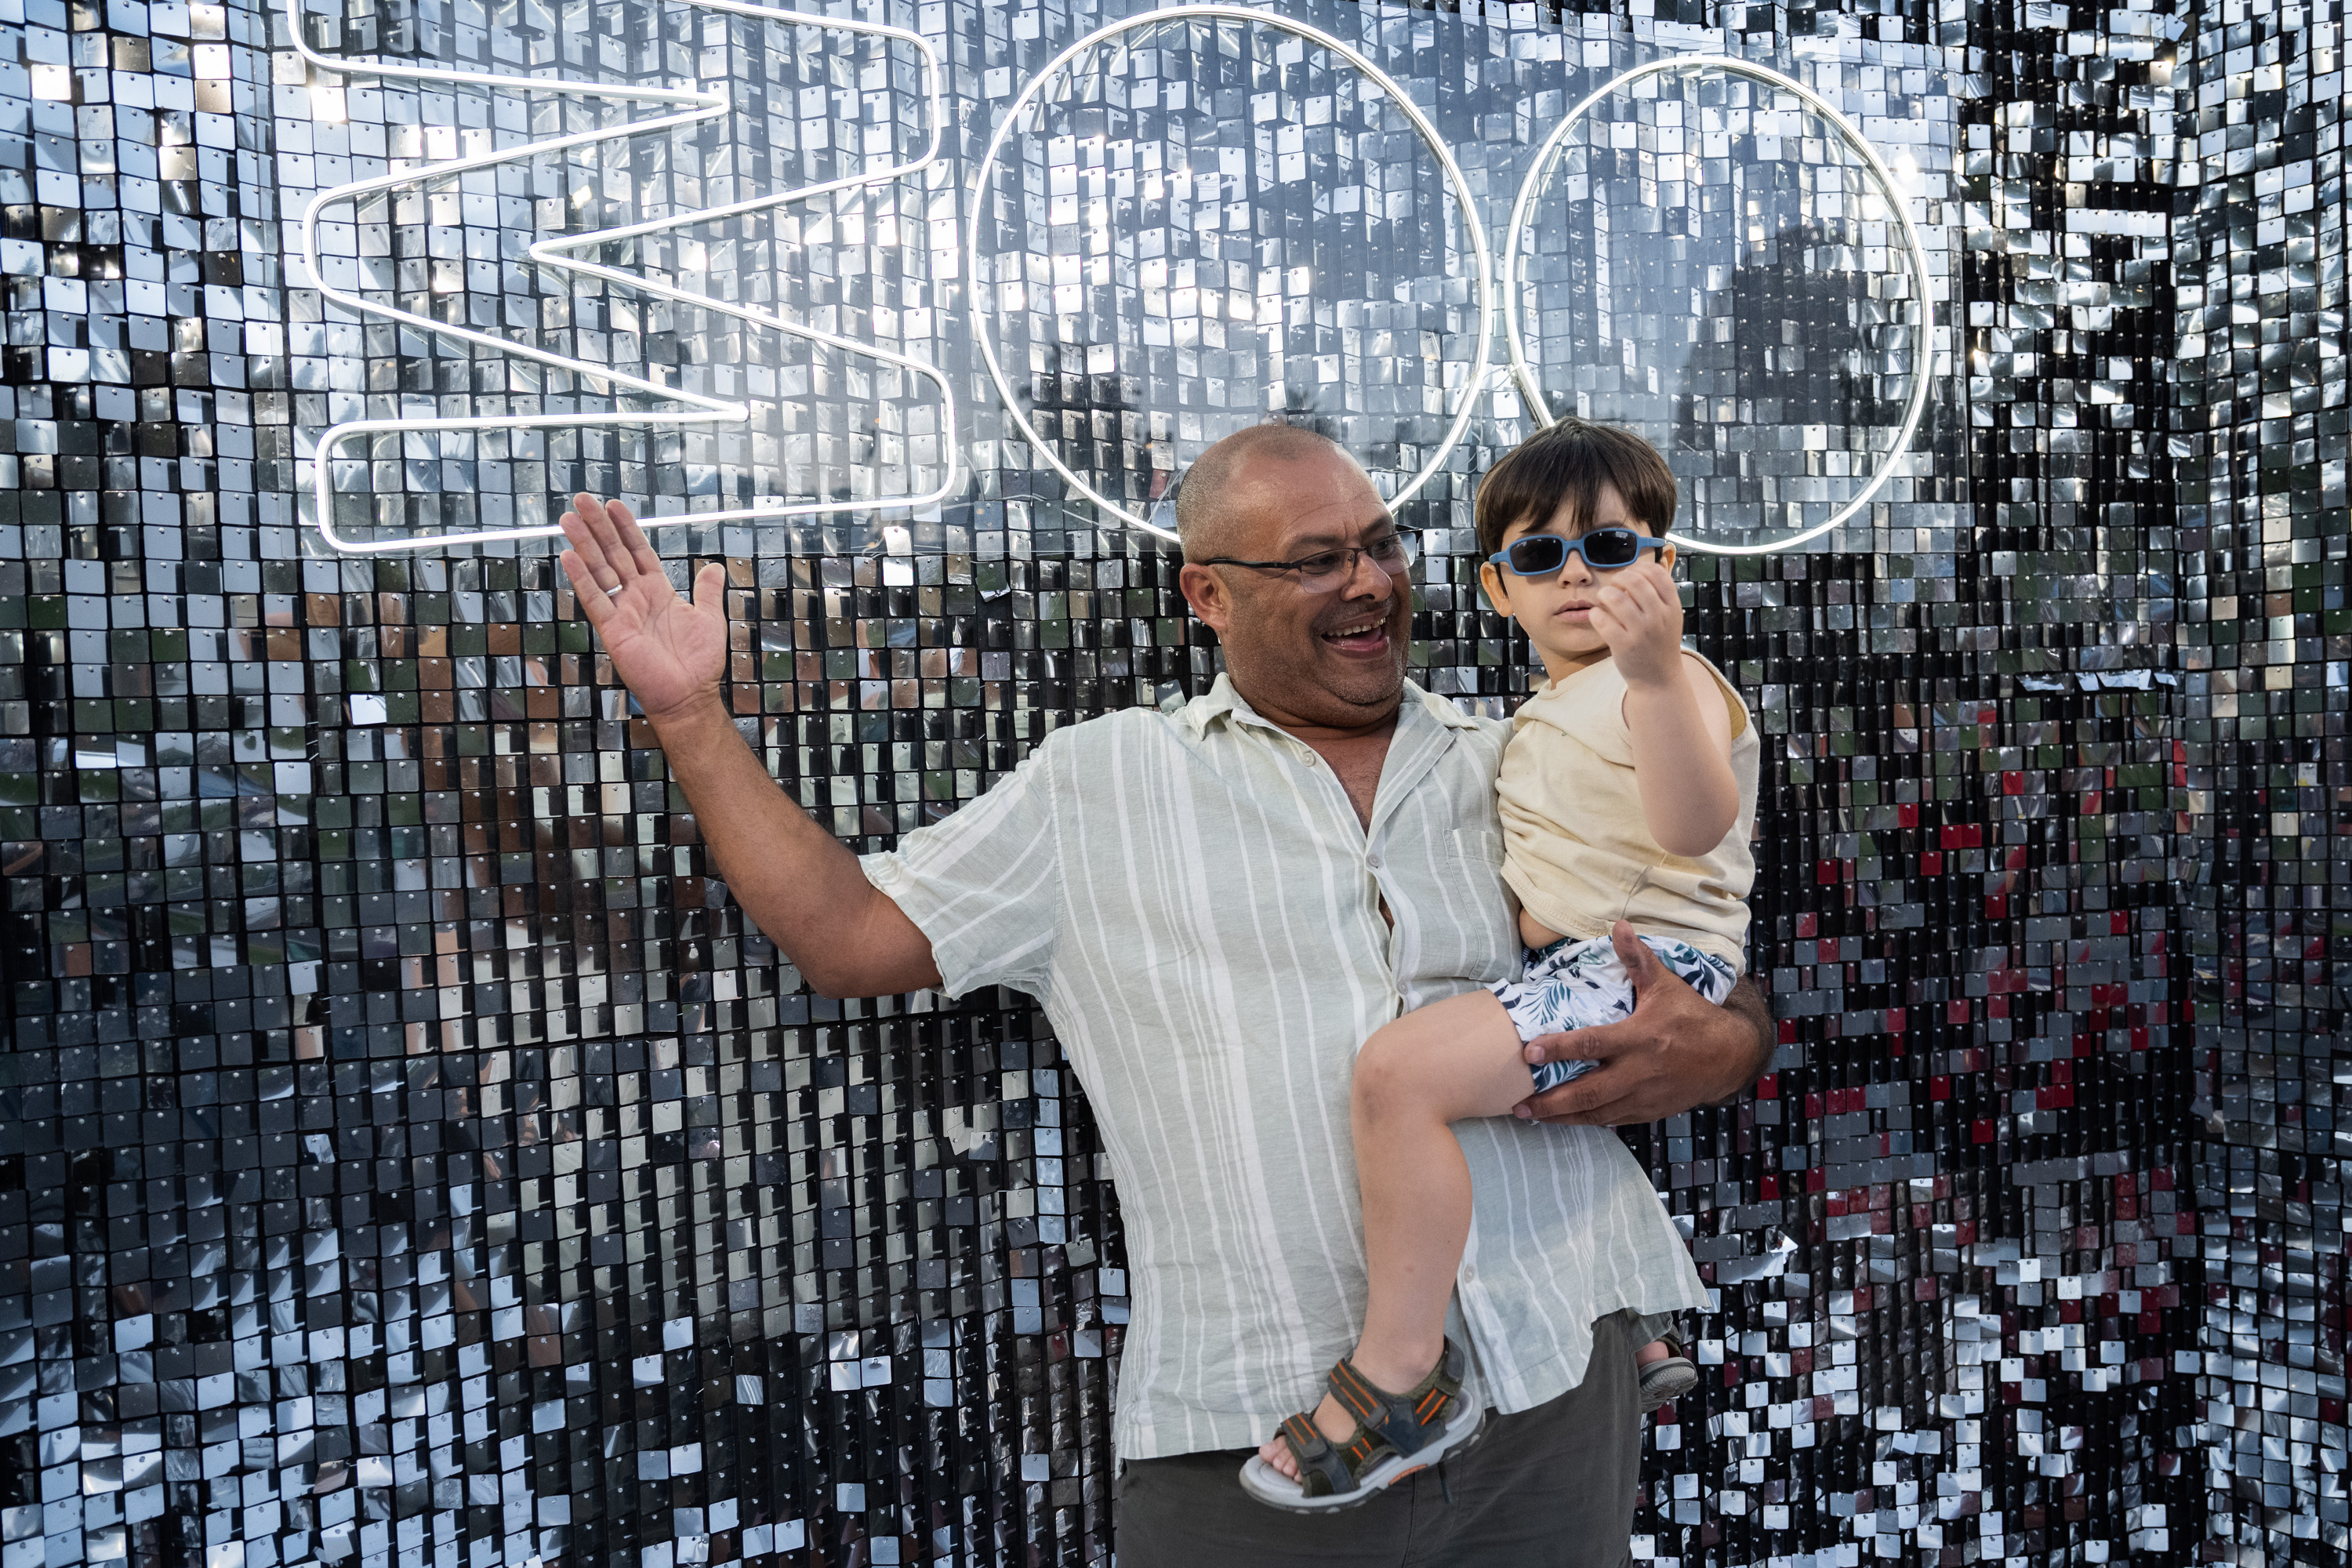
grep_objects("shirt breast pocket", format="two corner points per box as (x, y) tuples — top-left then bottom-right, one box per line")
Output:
(1452, 826), (1504, 878)
(1445, 828), (1516, 967)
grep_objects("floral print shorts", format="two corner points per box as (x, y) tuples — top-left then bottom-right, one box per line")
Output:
(1490, 931), (1740, 1094)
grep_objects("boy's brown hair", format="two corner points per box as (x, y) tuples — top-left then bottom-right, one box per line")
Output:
(1473, 418), (1678, 560)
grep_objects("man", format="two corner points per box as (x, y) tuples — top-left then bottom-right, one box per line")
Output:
(557, 423), (1773, 1566)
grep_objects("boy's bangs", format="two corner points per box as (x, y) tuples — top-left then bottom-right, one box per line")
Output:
(1475, 421), (1678, 559)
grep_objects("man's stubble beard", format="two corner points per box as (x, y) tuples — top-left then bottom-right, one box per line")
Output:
(1212, 570), (1414, 728)
(1222, 626), (1407, 729)
(1316, 644), (1407, 716)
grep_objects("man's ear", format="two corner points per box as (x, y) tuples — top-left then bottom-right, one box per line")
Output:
(1476, 561), (1513, 619)
(1658, 539), (1678, 572)
(1178, 561), (1233, 634)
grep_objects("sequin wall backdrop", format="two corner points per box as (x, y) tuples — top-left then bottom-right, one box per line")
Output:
(0, 0), (2343, 1563)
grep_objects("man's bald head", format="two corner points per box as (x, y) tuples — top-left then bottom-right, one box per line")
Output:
(1171, 423), (1407, 731)
(1175, 423), (1356, 561)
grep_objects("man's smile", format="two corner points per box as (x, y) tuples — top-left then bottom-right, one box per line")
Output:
(1318, 613), (1395, 654)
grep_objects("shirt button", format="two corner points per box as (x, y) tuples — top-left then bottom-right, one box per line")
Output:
(1367, 853), (1383, 869)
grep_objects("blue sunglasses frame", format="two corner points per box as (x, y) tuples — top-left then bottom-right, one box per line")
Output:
(1486, 528), (1671, 576)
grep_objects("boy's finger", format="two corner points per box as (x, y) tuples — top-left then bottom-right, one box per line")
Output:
(1622, 563), (1672, 615)
(1599, 593), (1657, 638)
(1602, 579), (1650, 622)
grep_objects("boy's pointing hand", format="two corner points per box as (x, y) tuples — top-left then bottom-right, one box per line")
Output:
(1586, 559), (1684, 690)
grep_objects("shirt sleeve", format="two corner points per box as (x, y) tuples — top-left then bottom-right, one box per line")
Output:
(858, 734), (1065, 1000)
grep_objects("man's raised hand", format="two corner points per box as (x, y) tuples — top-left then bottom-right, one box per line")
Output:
(558, 492), (727, 722)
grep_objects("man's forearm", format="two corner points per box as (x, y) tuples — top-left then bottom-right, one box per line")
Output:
(648, 695), (940, 997)
(1714, 976), (1776, 1104)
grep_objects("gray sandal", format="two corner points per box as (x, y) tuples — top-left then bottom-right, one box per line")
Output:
(1638, 1327), (1699, 1414)
(1238, 1338), (1486, 1512)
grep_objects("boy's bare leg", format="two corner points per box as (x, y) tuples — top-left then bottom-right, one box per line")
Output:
(1259, 989), (1541, 1479)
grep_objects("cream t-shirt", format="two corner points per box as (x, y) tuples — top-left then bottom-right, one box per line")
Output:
(1495, 650), (1760, 971)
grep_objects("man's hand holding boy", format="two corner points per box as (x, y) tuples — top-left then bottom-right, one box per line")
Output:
(1515, 921), (1774, 1127)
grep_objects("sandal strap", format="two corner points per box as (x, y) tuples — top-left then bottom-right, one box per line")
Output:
(1325, 1339), (1467, 1461)
(1270, 1341), (1472, 1501)
(1276, 1414), (1359, 1499)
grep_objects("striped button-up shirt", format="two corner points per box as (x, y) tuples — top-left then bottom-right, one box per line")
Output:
(862, 674), (1704, 1461)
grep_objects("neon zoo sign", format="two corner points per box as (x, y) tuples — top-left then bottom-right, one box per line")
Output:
(292, 5), (1934, 555)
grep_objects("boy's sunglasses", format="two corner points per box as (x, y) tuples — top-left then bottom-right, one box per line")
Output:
(1487, 528), (1669, 576)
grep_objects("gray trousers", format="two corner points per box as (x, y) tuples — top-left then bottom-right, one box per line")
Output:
(1113, 1311), (1644, 1568)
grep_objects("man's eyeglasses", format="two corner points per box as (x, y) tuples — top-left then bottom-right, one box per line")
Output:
(1487, 527), (1668, 577)
(1199, 530), (1420, 593)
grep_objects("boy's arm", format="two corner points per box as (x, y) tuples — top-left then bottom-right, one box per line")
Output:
(1622, 655), (1739, 857)
(1589, 558), (1738, 856)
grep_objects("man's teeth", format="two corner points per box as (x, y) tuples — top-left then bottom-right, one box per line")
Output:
(1323, 622), (1383, 639)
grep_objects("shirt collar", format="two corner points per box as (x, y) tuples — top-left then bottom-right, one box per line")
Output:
(1171, 672), (1479, 740)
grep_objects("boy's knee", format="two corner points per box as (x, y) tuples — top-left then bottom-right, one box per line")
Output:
(1351, 1026), (1424, 1121)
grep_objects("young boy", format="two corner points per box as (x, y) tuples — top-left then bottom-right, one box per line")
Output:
(1241, 419), (1760, 1511)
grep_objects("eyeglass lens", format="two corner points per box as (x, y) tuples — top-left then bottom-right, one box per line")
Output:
(1582, 529), (1639, 566)
(1298, 534), (1415, 584)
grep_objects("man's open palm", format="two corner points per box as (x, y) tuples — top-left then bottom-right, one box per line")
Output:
(558, 492), (726, 719)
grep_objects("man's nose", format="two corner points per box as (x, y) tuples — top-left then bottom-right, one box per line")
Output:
(1338, 549), (1394, 600)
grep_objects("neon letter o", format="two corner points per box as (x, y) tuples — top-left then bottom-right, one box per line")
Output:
(970, 5), (1497, 542)
(1503, 55), (1936, 555)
